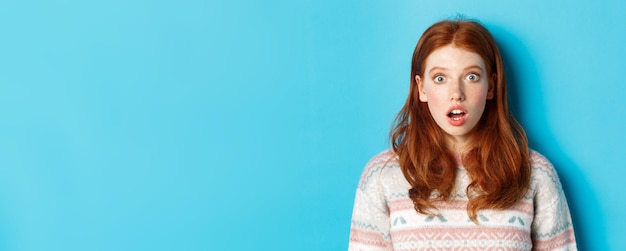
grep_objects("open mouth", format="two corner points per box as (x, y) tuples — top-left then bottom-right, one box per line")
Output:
(447, 109), (466, 121)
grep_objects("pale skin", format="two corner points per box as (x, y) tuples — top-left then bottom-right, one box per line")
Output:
(416, 45), (494, 154)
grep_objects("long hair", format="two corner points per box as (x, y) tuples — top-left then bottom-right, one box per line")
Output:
(390, 20), (531, 222)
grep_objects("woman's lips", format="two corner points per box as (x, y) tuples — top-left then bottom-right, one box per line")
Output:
(447, 106), (467, 126)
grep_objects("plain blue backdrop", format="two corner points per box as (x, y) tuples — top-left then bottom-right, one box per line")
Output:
(0, 0), (624, 250)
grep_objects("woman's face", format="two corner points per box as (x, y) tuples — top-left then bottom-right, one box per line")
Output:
(416, 45), (493, 149)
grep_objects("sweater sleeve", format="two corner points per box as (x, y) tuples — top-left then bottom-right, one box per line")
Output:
(348, 151), (394, 251)
(530, 152), (577, 251)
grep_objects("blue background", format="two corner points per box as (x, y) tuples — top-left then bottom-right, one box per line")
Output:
(0, 0), (623, 250)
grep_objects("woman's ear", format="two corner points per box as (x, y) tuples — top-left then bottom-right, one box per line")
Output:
(416, 75), (428, 102)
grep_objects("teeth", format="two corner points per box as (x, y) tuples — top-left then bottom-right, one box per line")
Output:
(451, 109), (463, 115)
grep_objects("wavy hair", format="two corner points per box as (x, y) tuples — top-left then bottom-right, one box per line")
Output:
(390, 20), (531, 222)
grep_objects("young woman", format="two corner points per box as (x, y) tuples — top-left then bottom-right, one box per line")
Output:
(348, 20), (577, 250)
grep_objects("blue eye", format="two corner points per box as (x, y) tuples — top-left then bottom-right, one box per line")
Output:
(434, 75), (445, 83)
(466, 73), (480, 81)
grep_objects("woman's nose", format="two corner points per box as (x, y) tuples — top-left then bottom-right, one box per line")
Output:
(449, 80), (465, 101)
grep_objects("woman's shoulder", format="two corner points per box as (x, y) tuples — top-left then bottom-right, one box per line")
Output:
(366, 149), (398, 167)
(529, 149), (558, 176)
(357, 149), (401, 190)
(528, 149), (565, 194)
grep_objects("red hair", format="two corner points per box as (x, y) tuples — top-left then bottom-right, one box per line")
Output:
(390, 20), (531, 222)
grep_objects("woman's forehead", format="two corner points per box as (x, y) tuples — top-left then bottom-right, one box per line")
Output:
(424, 45), (486, 73)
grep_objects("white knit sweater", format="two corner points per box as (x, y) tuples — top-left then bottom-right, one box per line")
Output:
(348, 150), (577, 251)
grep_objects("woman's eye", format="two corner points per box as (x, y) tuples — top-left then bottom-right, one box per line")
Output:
(466, 73), (480, 81)
(434, 75), (445, 83)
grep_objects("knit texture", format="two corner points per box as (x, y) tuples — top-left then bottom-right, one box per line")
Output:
(349, 150), (577, 251)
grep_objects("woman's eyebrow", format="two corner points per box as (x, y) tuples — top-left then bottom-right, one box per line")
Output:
(428, 67), (448, 74)
(464, 65), (484, 71)
(428, 65), (484, 74)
